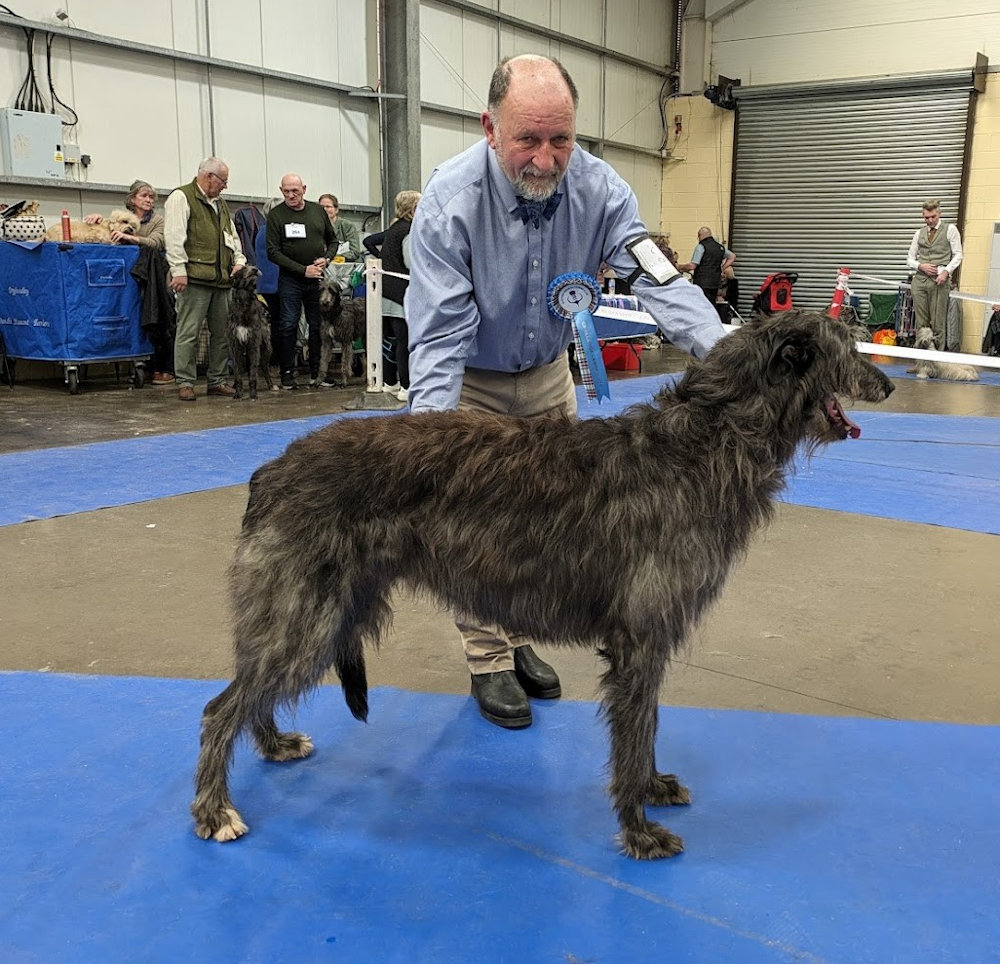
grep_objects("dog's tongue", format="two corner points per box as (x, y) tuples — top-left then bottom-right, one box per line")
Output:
(825, 396), (861, 438)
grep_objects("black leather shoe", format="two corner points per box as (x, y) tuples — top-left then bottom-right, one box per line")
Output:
(513, 645), (562, 699)
(470, 671), (532, 729)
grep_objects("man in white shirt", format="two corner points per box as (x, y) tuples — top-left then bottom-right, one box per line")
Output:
(906, 199), (963, 349)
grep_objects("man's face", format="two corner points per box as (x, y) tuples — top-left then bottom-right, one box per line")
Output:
(319, 197), (337, 221)
(281, 178), (306, 210)
(482, 71), (575, 201)
(201, 167), (229, 199)
(923, 208), (941, 229)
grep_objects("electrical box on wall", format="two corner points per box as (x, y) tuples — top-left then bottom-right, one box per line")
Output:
(0, 109), (64, 179)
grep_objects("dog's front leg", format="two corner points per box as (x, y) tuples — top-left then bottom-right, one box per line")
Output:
(601, 636), (686, 859)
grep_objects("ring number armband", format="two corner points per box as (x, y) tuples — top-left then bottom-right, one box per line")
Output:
(624, 235), (681, 287)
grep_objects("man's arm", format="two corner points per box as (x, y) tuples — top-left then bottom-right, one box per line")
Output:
(906, 230), (922, 272)
(405, 204), (481, 413)
(942, 224), (963, 278)
(342, 219), (364, 261)
(722, 248), (736, 273)
(603, 197), (725, 359)
(677, 243), (703, 274)
(163, 190), (190, 282)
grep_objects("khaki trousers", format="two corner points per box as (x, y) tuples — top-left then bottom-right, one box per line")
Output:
(456, 353), (577, 673)
(174, 283), (231, 388)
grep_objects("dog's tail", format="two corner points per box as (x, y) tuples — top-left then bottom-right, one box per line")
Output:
(335, 645), (369, 722)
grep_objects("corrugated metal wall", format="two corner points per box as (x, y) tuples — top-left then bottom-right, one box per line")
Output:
(730, 77), (973, 313)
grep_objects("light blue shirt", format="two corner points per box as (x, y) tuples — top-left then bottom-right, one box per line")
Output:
(406, 140), (727, 412)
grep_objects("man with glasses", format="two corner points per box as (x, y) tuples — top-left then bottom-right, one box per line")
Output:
(165, 157), (245, 401)
(266, 173), (337, 389)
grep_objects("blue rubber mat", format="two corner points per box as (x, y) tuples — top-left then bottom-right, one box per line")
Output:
(1, 377), (998, 535)
(0, 412), (365, 525)
(0, 672), (996, 964)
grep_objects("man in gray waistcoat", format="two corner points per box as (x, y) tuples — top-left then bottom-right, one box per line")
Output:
(906, 199), (963, 349)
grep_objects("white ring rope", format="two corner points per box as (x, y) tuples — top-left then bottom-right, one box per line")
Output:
(849, 273), (1000, 308)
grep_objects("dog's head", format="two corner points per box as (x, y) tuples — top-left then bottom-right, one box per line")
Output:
(319, 280), (343, 317)
(107, 209), (141, 238)
(680, 310), (894, 448)
(231, 264), (261, 291)
(913, 327), (938, 351)
(894, 329), (915, 349)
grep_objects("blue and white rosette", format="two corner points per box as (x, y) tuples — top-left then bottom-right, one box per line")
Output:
(547, 272), (609, 403)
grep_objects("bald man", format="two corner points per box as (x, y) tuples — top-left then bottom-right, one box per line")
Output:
(406, 54), (727, 729)
(678, 227), (735, 305)
(265, 173), (336, 389)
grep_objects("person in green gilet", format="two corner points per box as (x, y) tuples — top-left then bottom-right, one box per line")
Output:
(164, 157), (246, 402)
(906, 198), (963, 352)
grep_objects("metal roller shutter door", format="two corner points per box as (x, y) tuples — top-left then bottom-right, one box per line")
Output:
(730, 77), (973, 313)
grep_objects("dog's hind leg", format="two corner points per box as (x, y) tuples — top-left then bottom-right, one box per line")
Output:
(600, 635), (687, 859)
(247, 338), (260, 400)
(259, 330), (276, 392)
(191, 679), (257, 841)
(340, 342), (353, 388)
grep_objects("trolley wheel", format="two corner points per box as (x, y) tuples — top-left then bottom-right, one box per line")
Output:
(132, 365), (146, 389)
(67, 367), (80, 395)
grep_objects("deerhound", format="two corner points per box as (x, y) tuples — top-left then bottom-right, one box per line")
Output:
(192, 310), (894, 859)
(227, 265), (275, 400)
(317, 281), (367, 387)
(909, 326), (979, 381)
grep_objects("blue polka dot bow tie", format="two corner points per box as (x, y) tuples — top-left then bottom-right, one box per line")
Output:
(515, 192), (563, 228)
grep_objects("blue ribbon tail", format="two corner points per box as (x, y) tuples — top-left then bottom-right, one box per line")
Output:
(574, 310), (610, 402)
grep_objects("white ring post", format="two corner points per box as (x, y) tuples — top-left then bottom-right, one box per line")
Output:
(366, 256), (383, 393)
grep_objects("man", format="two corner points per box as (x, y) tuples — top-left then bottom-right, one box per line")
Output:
(165, 157), (244, 401)
(678, 227), (735, 305)
(318, 193), (364, 262)
(266, 174), (336, 389)
(906, 199), (962, 350)
(406, 54), (727, 730)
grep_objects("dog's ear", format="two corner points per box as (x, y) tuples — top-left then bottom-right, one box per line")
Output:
(767, 336), (814, 383)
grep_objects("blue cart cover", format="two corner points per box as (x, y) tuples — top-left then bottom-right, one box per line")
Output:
(0, 241), (151, 361)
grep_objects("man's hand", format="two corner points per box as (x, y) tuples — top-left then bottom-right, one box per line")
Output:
(109, 229), (134, 244)
(918, 261), (938, 278)
(304, 262), (324, 279)
(168, 274), (188, 293)
(935, 269), (950, 287)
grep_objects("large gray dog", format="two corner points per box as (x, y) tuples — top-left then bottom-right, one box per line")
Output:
(192, 310), (894, 859)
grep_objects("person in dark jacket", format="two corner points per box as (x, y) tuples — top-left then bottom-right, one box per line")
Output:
(266, 173), (337, 389)
(679, 227), (735, 304)
(363, 190), (421, 402)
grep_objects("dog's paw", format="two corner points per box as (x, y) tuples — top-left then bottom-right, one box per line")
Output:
(261, 731), (314, 762)
(646, 772), (692, 807)
(193, 806), (248, 843)
(620, 820), (685, 860)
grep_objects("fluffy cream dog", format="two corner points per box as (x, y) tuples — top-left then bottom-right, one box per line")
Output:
(44, 209), (141, 244)
(912, 327), (979, 382)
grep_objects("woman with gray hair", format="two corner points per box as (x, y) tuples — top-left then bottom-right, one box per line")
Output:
(84, 179), (165, 249)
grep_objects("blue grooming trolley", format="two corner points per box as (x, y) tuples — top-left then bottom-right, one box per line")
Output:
(0, 240), (151, 393)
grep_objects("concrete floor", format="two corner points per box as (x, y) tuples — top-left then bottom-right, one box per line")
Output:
(2, 346), (998, 725)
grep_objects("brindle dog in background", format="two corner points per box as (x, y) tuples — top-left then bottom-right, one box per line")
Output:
(192, 310), (893, 859)
(317, 281), (367, 388)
